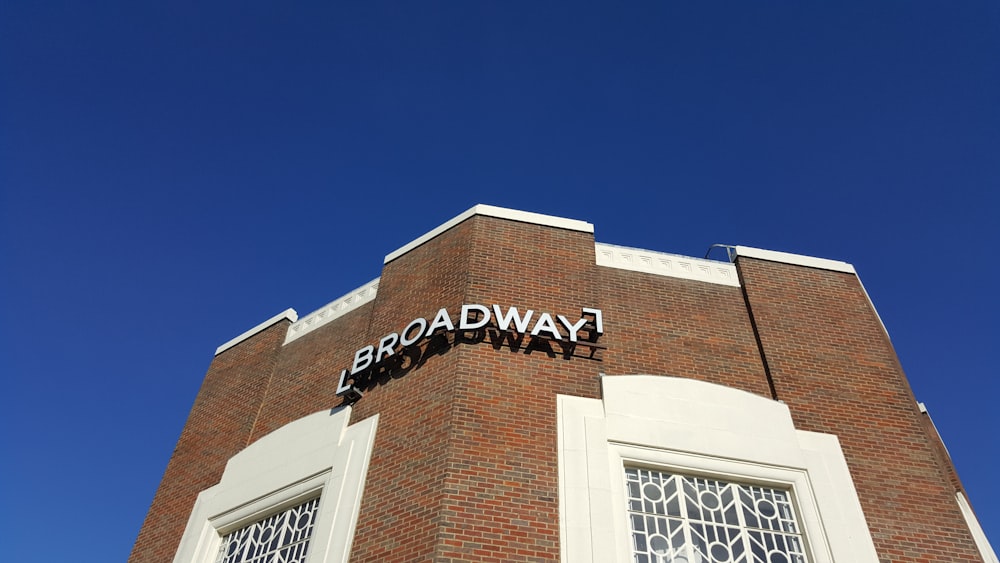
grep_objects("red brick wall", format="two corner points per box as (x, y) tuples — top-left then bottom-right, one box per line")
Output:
(920, 410), (968, 498)
(132, 214), (986, 562)
(426, 216), (605, 562)
(250, 303), (375, 441)
(597, 267), (770, 397)
(129, 319), (290, 563)
(736, 256), (979, 562)
(346, 218), (476, 562)
(335, 215), (608, 561)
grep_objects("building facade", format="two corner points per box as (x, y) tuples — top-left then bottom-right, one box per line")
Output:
(131, 205), (996, 563)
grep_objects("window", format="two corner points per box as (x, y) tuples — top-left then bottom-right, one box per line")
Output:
(173, 408), (379, 563)
(556, 375), (880, 562)
(624, 468), (807, 563)
(216, 497), (321, 563)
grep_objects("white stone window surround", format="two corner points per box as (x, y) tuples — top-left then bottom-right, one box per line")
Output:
(557, 375), (879, 563)
(173, 407), (378, 563)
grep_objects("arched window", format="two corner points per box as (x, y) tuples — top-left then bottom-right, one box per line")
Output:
(557, 375), (878, 563)
(173, 408), (378, 563)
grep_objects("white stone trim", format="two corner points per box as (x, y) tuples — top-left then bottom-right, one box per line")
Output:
(733, 246), (856, 274)
(557, 375), (879, 563)
(384, 204), (594, 264)
(173, 408), (379, 563)
(558, 394), (614, 563)
(956, 491), (999, 563)
(215, 309), (299, 356)
(284, 279), (380, 345)
(595, 243), (740, 287)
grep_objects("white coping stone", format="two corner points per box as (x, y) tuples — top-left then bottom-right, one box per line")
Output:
(734, 245), (856, 274)
(595, 243), (740, 287)
(383, 204), (594, 264)
(215, 308), (299, 356)
(283, 278), (381, 345)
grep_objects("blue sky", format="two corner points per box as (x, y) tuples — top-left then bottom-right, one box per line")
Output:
(1, 2), (997, 561)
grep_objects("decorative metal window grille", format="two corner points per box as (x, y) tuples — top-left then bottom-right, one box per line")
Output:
(624, 468), (809, 563)
(216, 497), (321, 563)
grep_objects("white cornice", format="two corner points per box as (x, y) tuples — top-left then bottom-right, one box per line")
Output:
(734, 246), (855, 274)
(595, 243), (740, 287)
(283, 278), (380, 345)
(215, 309), (299, 356)
(384, 204), (594, 264)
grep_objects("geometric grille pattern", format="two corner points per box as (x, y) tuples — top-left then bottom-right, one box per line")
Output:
(216, 497), (320, 563)
(625, 468), (808, 563)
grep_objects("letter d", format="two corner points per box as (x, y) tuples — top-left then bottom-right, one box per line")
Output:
(459, 304), (491, 330)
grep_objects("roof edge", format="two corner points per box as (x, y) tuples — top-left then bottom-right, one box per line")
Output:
(384, 204), (594, 264)
(215, 308), (298, 356)
(734, 246), (856, 274)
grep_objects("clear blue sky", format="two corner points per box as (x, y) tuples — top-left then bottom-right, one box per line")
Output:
(1, 2), (997, 561)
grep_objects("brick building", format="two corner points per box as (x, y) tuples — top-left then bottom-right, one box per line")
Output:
(131, 205), (996, 563)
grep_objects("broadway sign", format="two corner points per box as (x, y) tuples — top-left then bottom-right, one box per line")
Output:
(336, 304), (604, 397)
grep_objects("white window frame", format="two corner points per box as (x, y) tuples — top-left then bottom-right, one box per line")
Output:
(174, 407), (379, 563)
(557, 375), (879, 563)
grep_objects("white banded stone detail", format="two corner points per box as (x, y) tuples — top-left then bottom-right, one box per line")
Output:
(595, 243), (739, 287)
(284, 278), (380, 345)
